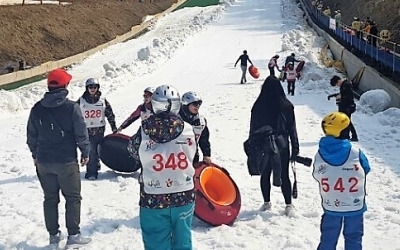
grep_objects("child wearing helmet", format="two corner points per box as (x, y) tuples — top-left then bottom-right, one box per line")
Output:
(285, 62), (297, 95)
(77, 77), (118, 180)
(313, 112), (370, 250)
(179, 91), (212, 164)
(117, 86), (155, 133)
(136, 85), (197, 250)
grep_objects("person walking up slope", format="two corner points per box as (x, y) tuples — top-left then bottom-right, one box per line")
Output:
(313, 112), (370, 250)
(250, 75), (300, 216)
(27, 69), (92, 249)
(285, 53), (301, 67)
(234, 50), (253, 84)
(77, 78), (118, 180)
(285, 62), (297, 95)
(137, 85), (197, 250)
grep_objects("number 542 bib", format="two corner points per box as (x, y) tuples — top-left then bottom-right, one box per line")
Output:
(313, 149), (366, 213)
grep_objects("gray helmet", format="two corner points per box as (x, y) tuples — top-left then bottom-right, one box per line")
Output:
(85, 78), (100, 87)
(181, 91), (202, 106)
(144, 86), (155, 94)
(151, 85), (181, 115)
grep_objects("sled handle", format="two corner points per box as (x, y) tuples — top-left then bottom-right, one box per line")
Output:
(196, 190), (215, 211)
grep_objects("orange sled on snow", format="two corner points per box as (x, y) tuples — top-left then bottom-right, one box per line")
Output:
(249, 65), (260, 79)
(194, 162), (241, 226)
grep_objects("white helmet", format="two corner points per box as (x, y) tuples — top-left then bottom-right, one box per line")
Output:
(85, 78), (100, 87)
(144, 86), (155, 94)
(151, 85), (181, 115)
(181, 91), (202, 105)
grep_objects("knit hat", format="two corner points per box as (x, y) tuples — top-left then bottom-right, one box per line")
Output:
(47, 69), (72, 88)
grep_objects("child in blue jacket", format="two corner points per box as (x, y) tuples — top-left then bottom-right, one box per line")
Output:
(313, 112), (370, 250)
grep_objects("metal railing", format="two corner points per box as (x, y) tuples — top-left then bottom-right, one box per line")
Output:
(301, 0), (400, 78)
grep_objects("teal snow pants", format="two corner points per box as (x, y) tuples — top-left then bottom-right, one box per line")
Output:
(140, 202), (195, 250)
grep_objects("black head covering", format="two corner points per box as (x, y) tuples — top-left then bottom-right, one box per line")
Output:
(250, 76), (291, 133)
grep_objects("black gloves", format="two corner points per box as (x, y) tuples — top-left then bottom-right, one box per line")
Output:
(290, 149), (299, 163)
(110, 122), (118, 134)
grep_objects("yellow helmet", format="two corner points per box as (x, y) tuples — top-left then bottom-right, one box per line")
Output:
(321, 112), (350, 137)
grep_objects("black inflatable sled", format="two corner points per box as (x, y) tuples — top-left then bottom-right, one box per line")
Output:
(99, 133), (141, 173)
(194, 162), (241, 226)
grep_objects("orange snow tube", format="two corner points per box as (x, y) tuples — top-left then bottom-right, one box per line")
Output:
(296, 60), (305, 78)
(194, 162), (241, 226)
(249, 65), (260, 79)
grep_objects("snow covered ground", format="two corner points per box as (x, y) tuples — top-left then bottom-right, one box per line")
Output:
(1, 0), (400, 249)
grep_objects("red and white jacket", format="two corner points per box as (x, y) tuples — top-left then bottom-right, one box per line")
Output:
(286, 68), (297, 81)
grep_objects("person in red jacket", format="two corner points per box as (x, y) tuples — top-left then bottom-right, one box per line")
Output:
(117, 86), (155, 133)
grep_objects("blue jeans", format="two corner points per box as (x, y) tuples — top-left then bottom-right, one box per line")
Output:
(318, 213), (364, 250)
(85, 133), (103, 178)
(140, 203), (194, 250)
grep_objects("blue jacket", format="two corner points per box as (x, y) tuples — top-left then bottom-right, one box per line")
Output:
(27, 88), (90, 164)
(318, 136), (370, 216)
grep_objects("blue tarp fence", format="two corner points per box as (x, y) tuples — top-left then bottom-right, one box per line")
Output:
(300, 0), (400, 78)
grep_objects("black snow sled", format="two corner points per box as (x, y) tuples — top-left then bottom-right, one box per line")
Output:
(99, 133), (141, 173)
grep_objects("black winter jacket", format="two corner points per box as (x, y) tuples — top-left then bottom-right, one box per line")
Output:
(250, 101), (299, 157)
(27, 88), (90, 164)
(285, 55), (300, 66)
(179, 106), (211, 158)
(337, 80), (355, 112)
(235, 54), (253, 67)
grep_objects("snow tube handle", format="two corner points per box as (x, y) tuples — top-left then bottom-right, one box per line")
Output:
(196, 190), (215, 211)
(219, 167), (231, 177)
